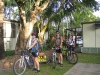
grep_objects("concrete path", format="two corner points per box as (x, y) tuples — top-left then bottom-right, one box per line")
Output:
(63, 63), (100, 75)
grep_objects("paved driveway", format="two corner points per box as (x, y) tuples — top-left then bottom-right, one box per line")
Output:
(63, 63), (100, 75)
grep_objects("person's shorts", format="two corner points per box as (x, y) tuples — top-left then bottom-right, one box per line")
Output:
(56, 48), (62, 53)
(68, 45), (74, 51)
(32, 52), (39, 57)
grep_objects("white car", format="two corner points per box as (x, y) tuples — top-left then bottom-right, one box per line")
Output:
(76, 38), (83, 45)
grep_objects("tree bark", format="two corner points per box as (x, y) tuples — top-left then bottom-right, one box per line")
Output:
(0, 0), (5, 59)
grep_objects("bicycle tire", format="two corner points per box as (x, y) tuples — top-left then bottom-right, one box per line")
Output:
(46, 55), (51, 64)
(53, 55), (56, 69)
(67, 53), (78, 64)
(13, 58), (26, 75)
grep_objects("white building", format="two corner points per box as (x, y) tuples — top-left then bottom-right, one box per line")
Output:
(3, 20), (20, 51)
(81, 21), (100, 53)
(3, 20), (48, 51)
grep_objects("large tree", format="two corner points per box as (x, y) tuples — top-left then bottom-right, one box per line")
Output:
(14, 0), (99, 51)
(15, 0), (50, 50)
(0, 0), (5, 59)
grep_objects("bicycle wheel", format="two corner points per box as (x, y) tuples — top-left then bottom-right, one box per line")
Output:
(45, 55), (51, 64)
(67, 53), (78, 64)
(53, 55), (56, 69)
(13, 58), (26, 75)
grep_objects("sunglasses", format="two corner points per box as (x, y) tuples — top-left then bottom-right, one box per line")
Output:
(56, 32), (59, 34)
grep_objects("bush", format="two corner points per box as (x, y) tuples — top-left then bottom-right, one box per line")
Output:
(5, 50), (15, 56)
(43, 38), (54, 50)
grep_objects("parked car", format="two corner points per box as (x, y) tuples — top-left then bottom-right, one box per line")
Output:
(76, 38), (83, 47)
(76, 38), (83, 45)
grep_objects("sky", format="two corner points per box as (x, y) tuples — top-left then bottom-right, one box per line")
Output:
(93, 0), (100, 17)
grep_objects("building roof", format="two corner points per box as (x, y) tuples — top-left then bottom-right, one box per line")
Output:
(81, 21), (100, 29)
(81, 21), (100, 25)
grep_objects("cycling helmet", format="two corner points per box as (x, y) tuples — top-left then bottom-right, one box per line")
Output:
(68, 33), (73, 37)
(56, 30), (60, 33)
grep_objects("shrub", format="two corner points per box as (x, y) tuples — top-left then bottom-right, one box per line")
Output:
(5, 50), (15, 56)
(43, 38), (54, 50)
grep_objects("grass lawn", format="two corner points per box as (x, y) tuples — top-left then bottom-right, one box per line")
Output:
(0, 53), (100, 75)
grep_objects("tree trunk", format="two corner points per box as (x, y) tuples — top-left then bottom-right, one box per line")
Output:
(0, 0), (5, 59)
(38, 21), (49, 44)
(15, 22), (34, 50)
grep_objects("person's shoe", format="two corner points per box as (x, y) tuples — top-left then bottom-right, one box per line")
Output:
(33, 68), (37, 70)
(60, 64), (63, 67)
(35, 70), (40, 73)
(31, 68), (37, 71)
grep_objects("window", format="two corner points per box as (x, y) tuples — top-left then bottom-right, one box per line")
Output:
(11, 23), (16, 38)
(95, 23), (100, 29)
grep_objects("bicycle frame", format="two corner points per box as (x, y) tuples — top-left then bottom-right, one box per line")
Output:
(19, 51), (25, 67)
(53, 49), (56, 62)
(19, 56), (24, 67)
(52, 47), (60, 68)
(68, 47), (72, 55)
(13, 50), (33, 75)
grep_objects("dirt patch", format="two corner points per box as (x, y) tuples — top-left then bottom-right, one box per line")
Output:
(0, 55), (20, 71)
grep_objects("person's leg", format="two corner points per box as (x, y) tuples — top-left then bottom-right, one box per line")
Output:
(34, 52), (40, 72)
(57, 53), (60, 64)
(57, 49), (63, 66)
(34, 57), (40, 71)
(59, 49), (63, 67)
(59, 53), (63, 64)
(56, 50), (60, 64)
(32, 52), (37, 70)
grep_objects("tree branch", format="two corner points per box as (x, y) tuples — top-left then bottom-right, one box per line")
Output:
(30, 0), (50, 24)
(19, 7), (26, 24)
(40, 0), (50, 11)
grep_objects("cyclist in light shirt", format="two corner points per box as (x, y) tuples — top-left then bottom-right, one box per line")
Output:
(66, 33), (75, 51)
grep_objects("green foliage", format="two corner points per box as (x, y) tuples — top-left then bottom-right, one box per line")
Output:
(43, 38), (54, 50)
(4, 0), (17, 7)
(5, 50), (15, 56)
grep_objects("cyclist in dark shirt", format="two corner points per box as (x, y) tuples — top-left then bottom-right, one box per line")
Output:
(54, 30), (63, 67)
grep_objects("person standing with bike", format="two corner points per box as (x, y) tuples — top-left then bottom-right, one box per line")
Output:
(66, 33), (76, 52)
(53, 30), (63, 67)
(66, 33), (78, 64)
(28, 32), (40, 73)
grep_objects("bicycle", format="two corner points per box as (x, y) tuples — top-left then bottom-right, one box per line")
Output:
(66, 46), (78, 64)
(13, 49), (33, 75)
(13, 49), (50, 75)
(52, 47), (60, 69)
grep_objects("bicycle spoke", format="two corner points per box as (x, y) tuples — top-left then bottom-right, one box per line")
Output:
(68, 53), (78, 64)
(13, 59), (26, 75)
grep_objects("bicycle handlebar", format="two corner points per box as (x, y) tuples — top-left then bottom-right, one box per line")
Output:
(52, 47), (61, 50)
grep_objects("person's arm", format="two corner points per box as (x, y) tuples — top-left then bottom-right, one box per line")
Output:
(66, 39), (69, 48)
(73, 38), (76, 48)
(73, 41), (76, 48)
(29, 40), (37, 49)
(60, 36), (63, 48)
(53, 38), (55, 47)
